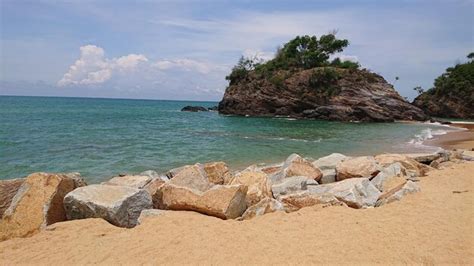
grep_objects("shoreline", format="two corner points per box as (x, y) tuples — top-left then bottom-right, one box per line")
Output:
(1, 160), (473, 264)
(423, 122), (474, 150)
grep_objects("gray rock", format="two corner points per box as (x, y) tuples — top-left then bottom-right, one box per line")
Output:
(241, 198), (284, 220)
(0, 178), (25, 218)
(309, 178), (381, 208)
(271, 153), (322, 183)
(63, 184), (152, 228)
(320, 169), (337, 184)
(376, 181), (420, 206)
(63, 172), (88, 187)
(103, 175), (152, 189)
(271, 176), (318, 198)
(370, 163), (407, 191)
(405, 153), (440, 164)
(137, 209), (168, 225)
(312, 153), (347, 170)
(169, 163), (213, 192)
(140, 170), (169, 182)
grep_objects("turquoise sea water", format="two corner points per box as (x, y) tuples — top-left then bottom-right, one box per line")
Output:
(0, 96), (459, 183)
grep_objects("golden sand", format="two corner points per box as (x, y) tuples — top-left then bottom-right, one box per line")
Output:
(1, 162), (473, 265)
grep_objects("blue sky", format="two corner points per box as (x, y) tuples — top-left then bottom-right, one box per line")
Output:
(1, 0), (473, 101)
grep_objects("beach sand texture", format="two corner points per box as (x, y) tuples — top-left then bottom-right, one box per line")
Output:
(1, 162), (473, 265)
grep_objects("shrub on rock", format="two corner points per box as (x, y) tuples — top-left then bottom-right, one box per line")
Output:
(63, 184), (152, 228)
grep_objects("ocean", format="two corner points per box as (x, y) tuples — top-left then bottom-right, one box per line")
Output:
(0, 96), (460, 183)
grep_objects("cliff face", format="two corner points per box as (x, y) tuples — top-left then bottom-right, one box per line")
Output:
(413, 60), (474, 119)
(218, 67), (428, 122)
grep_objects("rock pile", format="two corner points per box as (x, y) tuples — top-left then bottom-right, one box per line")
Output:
(1, 149), (471, 241)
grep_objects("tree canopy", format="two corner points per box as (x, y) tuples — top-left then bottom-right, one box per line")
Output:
(226, 34), (359, 85)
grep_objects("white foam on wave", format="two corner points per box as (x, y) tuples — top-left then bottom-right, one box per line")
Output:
(408, 128), (448, 145)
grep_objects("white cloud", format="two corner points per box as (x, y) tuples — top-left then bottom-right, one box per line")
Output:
(57, 44), (229, 100)
(152, 59), (212, 74)
(58, 45), (148, 86)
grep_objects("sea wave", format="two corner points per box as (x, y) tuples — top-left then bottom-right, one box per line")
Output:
(408, 128), (448, 145)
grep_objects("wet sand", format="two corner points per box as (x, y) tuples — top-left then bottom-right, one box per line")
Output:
(425, 122), (474, 150)
(1, 162), (473, 265)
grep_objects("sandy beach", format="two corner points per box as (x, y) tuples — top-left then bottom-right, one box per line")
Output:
(1, 161), (473, 265)
(425, 122), (474, 150)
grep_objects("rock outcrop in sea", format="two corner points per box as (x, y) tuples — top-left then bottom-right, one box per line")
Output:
(218, 67), (428, 122)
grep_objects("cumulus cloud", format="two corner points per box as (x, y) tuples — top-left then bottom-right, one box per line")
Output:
(58, 45), (148, 86)
(57, 44), (229, 100)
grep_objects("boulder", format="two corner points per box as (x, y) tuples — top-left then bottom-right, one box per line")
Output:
(461, 150), (474, 161)
(375, 154), (429, 177)
(165, 165), (188, 179)
(241, 198), (284, 220)
(242, 163), (283, 176)
(0, 178), (25, 218)
(181, 106), (208, 112)
(203, 162), (231, 185)
(273, 154), (322, 182)
(161, 183), (247, 219)
(310, 178), (381, 208)
(62, 172), (88, 187)
(405, 153), (440, 165)
(139, 170), (163, 179)
(370, 163), (407, 192)
(279, 192), (343, 212)
(376, 181), (420, 206)
(103, 175), (152, 189)
(320, 169), (337, 184)
(137, 209), (169, 225)
(169, 164), (213, 192)
(0, 173), (77, 240)
(63, 184), (152, 228)
(312, 153), (347, 170)
(143, 177), (168, 209)
(271, 176), (318, 198)
(336, 156), (381, 181)
(230, 171), (272, 206)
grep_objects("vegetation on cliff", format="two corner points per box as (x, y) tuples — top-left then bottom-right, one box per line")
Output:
(219, 34), (427, 122)
(413, 53), (474, 118)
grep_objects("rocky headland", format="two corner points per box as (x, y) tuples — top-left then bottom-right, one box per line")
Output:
(413, 53), (474, 119)
(218, 34), (428, 122)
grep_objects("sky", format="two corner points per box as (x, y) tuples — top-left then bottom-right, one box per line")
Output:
(0, 0), (473, 101)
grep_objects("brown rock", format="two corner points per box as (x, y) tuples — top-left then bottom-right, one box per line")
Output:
(0, 173), (76, 240)
(229, 171), (272, 206)
(277, 154), (323, 182)
(241, 198), (284, 220)
(279, 192), (343, 212)
(375, 154), (430, 177)
(203, 162), (231, 185)
(169, 164), (213, 192)
(143, 178), (167, 209)
(0, 178), (25, 218)
(161, 183), (247, 219)
(336, 156), (380, 181)
(218, 67), (428, 122)
(103, 175), (152, 188)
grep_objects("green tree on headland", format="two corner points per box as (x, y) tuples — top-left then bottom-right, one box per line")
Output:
(226, 33), (359, 85)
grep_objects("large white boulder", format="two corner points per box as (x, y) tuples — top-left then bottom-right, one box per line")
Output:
(376, 181), (420, 206)
(63, 184), (152, 228)
(370, 163), (407, 192)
